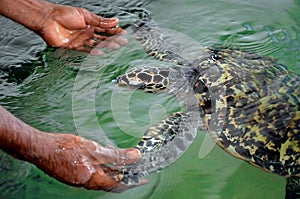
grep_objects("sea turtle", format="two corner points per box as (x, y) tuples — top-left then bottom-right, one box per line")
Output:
(115, 17), (300, 198)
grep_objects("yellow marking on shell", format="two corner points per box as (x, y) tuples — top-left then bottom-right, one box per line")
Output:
(217, 70), (233, 84)
(228, 106), (235, 117)
(200, 101), (205, 106)
(159, 53), (166, 60)
(289, 111), (300, 129)
(204, 114), (211, 128)
(195, 93), (206, 107)
(278, 86), (287, 94)
(280, 140), (300, 164)
(230, 87), (245, 100)
(269, 165), (275, 172)
(221, 144), (248, 161)
(265, 140), (276, 150)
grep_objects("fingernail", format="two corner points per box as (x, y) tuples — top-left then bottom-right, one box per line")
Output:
(90, 49), (104, 56)
(112, 18), (119, 22)
(127, 149), (141, 160)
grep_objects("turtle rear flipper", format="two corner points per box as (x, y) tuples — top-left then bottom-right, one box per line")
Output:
(132, 17), (208, 66)
(120, 111), (199, 185)
(286, 176), (300, 199)
(133, 18), (186, 65)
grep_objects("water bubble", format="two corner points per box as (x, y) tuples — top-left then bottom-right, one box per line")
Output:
(264, 26), (291, 44)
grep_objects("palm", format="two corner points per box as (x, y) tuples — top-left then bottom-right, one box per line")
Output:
(36, 133), (143, 192)
(40, 5), (127, 53)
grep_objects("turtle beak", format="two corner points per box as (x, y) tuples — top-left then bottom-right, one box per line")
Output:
(114, 76), (126, 86)
(115, 76), (121, 84)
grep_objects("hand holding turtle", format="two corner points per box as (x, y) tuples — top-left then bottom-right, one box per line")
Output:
(30, 133), (144, 192)
(0, 106), (145, 192)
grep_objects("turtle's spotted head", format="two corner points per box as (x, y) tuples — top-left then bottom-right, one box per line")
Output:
(116, 67), (169, 93)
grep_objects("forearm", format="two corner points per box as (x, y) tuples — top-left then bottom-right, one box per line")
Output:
(0, 106), (45, 162)
(0, 0), (55, 32)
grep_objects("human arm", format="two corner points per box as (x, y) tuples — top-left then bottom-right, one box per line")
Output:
(0, 0), (127, 53)
(0, 106), (143, 192)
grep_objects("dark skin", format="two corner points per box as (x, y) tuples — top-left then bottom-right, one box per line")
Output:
(0, 0), (128, 53)
(0, 0), (145, 192)
(40, 5), (128, 53)
(0, 106), (145, 192)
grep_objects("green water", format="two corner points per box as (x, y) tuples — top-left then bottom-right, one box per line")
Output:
(1, 0), (300, 198)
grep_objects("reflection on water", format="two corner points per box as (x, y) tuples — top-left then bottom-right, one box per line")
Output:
(0, 0), (299, 198)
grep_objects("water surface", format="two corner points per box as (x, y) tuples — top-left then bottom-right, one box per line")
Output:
(1, 0), (299, 198)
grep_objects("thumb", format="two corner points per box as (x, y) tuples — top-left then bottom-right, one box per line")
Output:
(89, 145), (141, 166)
(105, 148), (141, 165)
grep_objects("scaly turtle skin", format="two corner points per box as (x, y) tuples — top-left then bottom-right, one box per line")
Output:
(116, 17), (300, 197)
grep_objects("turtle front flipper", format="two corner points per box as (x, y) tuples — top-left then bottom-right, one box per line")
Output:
(286, 176), (300, 199)
(120, 111), (199, 185)
(132, 17), (189, 65)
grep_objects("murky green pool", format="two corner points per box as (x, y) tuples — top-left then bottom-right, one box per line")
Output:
(1, 0), (299, 198)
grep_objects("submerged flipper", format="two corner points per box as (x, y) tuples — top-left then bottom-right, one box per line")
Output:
(120, 111), (198, 185)
(286, 177), (300, 199)
(132, 18), (187, 65)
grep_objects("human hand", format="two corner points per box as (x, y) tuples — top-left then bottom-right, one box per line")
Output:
(33, 133), (145, 192)
(39, 5), (128, 53)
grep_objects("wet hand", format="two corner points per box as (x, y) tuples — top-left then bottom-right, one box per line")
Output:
(35, 133), (146, 192)
(39, 5), (128, 53)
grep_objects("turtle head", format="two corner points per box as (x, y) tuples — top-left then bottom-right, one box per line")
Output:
(116, 67), (169, 93)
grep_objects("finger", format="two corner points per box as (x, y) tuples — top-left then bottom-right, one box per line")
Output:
(107, 148), (141, 165)
(96, 17), (119, 29)
(92, 146), (141, 165)
(90, 48), (104, 56)
(84, 38), (98, 48)
(110, 178), (149, 193)
(63, 26), (95, 52)
(84, 141), (141, 165)
(95, 37), (128, 50)
(99, 41), (121, 50)
(105, 27), (126, 35)
(84, 37), (125, 52)
(81, 9), (120, 29)
(99, 166), (149, 193)
(86, 167), (148, 192)
(110, 36), (128, 46)
(73, 45), (92, 53)
(94, 26), (126, 35)
(93, 34), (108, 41)
(93, 34), (128, 47)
